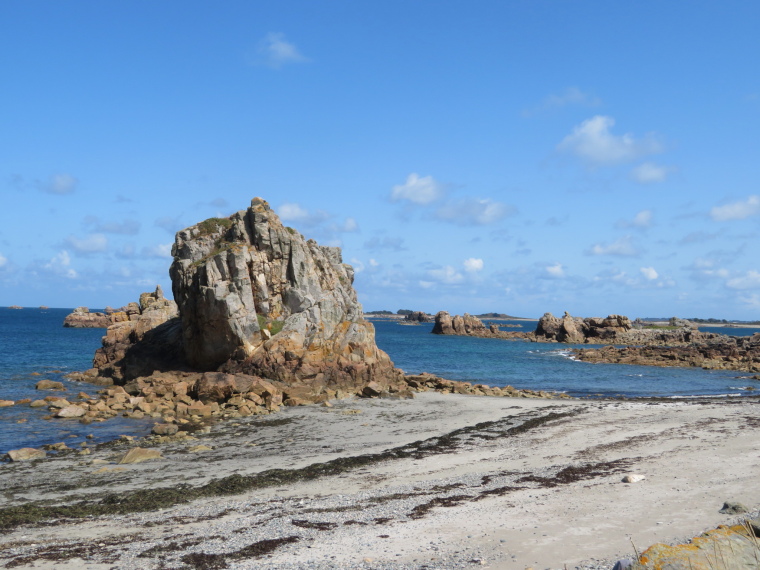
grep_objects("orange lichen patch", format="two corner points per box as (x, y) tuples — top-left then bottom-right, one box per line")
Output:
(634, 524), (759, 569)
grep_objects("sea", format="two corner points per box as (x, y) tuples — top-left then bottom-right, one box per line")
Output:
(1, 308), (759, 456)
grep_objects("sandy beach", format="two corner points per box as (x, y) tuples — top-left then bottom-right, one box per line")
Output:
(2, 392), (759, 569)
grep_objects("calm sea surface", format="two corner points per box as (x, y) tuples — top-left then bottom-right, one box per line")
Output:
(1, 308), (758, 455)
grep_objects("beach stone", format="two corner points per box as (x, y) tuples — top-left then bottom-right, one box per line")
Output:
(188, 445), (212, 453)
(117, 447), (163, 464)
(35, 379), (65, 390)
(622, 474), (646, 483)
(43, 442), (69, 451)
(15, 398), (31, 405)
(152, 423), (179, 436)
(719, 501), (748, 514)
(0, 400), (14, 407)
(55, 405), (87, 418)
(6, 447), (46, 461)
(47, 399), (71, 409)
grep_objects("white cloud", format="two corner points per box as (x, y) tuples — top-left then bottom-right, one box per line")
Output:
(617, 209), (653, 229)
(428, 265), (464, 285)
(589, 235), (639, 257)
(64, 233), (108, 254)
(464, 258), (484, 272)
(369, 258), (379, 267)
(709, 195), (760, 221)
(522, 87), (601, 116)
(640, 266), (659, 280)
(42, 173), (78, 195)
(726, 270), (760, 290)
(277, 202), (330, 227)
(343, 217), (359, 232)
(545, 263), (564, 278)
(256, 32), (308, 68)
(557, 115), (663, 166)
(391, 173), (444, 205)
(44, 250), (77, 279)
(436, 197), (514, 226)
(630, 162), (672, 184)
(142, 243), (173, 259)
(0, 253), (6, 268)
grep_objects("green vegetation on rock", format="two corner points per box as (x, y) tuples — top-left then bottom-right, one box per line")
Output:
(197, 217), (232, 237)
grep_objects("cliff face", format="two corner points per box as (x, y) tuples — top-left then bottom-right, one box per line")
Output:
(169, 197), (403, 392)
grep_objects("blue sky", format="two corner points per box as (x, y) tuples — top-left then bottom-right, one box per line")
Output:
(1, 1), (759, 319)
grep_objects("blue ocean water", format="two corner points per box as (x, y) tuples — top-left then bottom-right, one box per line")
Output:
(370, 319), (760, 399)
(1, 309), (758, 456)
(0, 307), (156, 456)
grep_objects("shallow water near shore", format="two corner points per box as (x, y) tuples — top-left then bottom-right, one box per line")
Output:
(1, 308), (758, 456)
(370, 319), (760, 399)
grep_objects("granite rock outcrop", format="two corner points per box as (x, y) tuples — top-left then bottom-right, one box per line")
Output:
(168, 198), (405, 395)
(432, 311), (530, 340)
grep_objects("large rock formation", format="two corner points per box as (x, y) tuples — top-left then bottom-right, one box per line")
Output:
(92, 286), (182, 383)
(168, 197), (404, 394)
(432, 311), (530, 339)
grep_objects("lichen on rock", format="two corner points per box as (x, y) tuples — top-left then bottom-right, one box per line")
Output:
(168, 197), (403, 394)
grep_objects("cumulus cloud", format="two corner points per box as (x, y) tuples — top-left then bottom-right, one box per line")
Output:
(545, 263), (565, 278)
(43, 250), (77, 279)
(464, 258), (484, 272)
(64, 233), (108, 254)
(640, 266), (659, 280)
(391, 173), (444, 205)
(522, 87), (601, 117)
(709, 195), (760, 221)
(726, 270), (760, 290)
(630, 162), (673, 184)
(256, 32), (308, 68)
(342, 217), (359, 232)
(589, 235), (639, 257)
(41, 173), (78, 195)
(428, 265), (464, 285)
(558, 115), (663, 166)
(142, 243), (173, 259)
(616, 209), (653, 229)
(436, 198), (514, 226)
(277, 202), (331, 227)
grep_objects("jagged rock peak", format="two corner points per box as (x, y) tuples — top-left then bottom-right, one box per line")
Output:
(169, 197), (402, 390)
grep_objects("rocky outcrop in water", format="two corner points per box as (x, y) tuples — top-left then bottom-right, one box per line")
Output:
(432, 311), (530, 339)
(63, 301), (152, 328)
(404, 311), (431, 323)
(168, 197), (405, 396)
(573, 333), (760, 373)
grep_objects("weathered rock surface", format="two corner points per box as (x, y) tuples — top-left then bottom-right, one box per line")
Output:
(403, 372), (570, 399)
(117, 447), (163, 464)
(632, 523), (760, 569)
(573, 333), (760, 373)
(63, 307), (114, 328)
(431, 311), (530, 340)
(6, 448), (46, 462)
(169, 198), (405, 394)
(404, 311), (431, 323)
(35, 379), (65, 390)
(91, 286), (181, 383)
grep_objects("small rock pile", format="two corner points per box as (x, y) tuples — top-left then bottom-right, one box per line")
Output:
(404, 373), (568, 399)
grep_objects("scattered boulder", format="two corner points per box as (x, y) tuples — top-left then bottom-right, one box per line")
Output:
(404, 311), (431, 323)
(432, 311), (529, 340)
(55, 405), (87, 418)
(0, 400), (14, 407)
(117, 447), (163, 464)
(151, 423), (179, 436)
(621, 474), (646, 483)
(35, 379), (65, 390)
(719, 501), (748, 514)
(6, 448), (46, 462)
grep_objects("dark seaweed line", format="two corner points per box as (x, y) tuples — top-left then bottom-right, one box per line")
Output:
(0, 409), (578, 531)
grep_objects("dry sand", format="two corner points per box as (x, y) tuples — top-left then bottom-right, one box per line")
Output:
(1, 392), (759, 569)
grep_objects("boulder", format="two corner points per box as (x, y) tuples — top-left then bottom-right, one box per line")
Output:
(55, 405), (87, 418)
(117, 447), (163, 464)
(7, 448), (46, 461)
(35, 379), (65, 390)
(0, 400), (14, 407)
(170, 198), (404, 394)
(151, 423), (179, 436)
